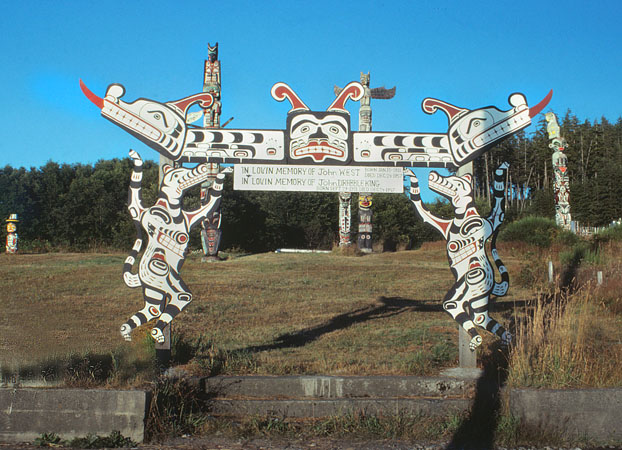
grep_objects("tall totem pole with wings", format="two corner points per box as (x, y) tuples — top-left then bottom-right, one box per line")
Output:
(335, 72), (395, 250)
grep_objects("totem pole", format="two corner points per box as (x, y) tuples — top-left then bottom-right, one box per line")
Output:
(338, 192), (352, 246)
(5, 214), (18, 253)
(357, 72), (395, 252)
(545, 112), (572, 230)
(199, 43), (224, 260)
(335, 72), (395, 250)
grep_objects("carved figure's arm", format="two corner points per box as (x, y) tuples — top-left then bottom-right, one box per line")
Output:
(127, 150), (146, 221)
(407, 171), (451, 239)
(185, 168), (230, 228)
(487, 162), (509, 231)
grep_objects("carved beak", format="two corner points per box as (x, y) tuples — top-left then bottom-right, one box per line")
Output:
(79, 79), (104, 109)
(528, 90), (553, 118)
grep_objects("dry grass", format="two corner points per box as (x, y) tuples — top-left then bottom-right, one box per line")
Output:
(0, 253), (130, 363)
(0, 242), (530, 380)
(2, 239), (619, 387)
(507, 241), (622, 388)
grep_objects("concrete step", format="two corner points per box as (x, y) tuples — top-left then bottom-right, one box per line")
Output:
(201, 375), (477, 400)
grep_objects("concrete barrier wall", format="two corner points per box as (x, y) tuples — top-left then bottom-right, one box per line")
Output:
(1, 383), (620, 444)
(0, 388), (148, 444)
(509, 388), (622, 441)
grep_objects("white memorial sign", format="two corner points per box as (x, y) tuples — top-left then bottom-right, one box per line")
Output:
(234, 164), (404, 193)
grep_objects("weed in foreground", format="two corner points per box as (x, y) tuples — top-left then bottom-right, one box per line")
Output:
(493, 410), (620, 448)
(33, 432), (62, 447)
(199, 412), (465, 442)
(145, 376), (212, 441)
(33, 431), (136, 448)
(493, 414), (567, 449)
(508, 284), (622, 388)
(196, 411), (620, 447)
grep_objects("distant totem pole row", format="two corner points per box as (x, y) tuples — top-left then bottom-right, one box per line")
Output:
(545, 112), (572, 229)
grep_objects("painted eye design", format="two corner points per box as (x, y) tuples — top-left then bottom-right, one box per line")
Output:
(140, 105), (175, 132)
(329, 126), (340, 134)
(299, 125), (311, 134)
(147, 110), (168, 127)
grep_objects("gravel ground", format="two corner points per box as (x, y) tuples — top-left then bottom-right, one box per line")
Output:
(2, 436), (621, 449)
(135, 436), (622, 450)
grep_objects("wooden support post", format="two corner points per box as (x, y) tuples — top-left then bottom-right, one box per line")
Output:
(456, 162), (477, 369)
(458, 327), (477, 368)
(548, 260), (554, 283)
(157, 154), (173, 369)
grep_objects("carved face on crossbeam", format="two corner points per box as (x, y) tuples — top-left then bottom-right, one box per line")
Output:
(271, 82), (363, 165)
(288, 111), (350, 163)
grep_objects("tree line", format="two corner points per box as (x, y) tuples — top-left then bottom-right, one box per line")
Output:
(471, 111), (622, 226)
(1, 110), (620, 252)
(0, 157), (439, 252)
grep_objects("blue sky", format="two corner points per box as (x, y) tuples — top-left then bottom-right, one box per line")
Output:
(2, 0), (620, 177)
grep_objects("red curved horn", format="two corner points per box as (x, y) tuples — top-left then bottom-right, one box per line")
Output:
(328, 82), (364, 111)
(79, 79), (103, 109)
(271, 82), (309, 112)
(421, 98), (467, 121)
(528, 89), (553, 118)
(167, 92), (214, 116)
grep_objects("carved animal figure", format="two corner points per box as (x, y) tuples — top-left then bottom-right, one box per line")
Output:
(408, 163), (511, 349)
(120, 150), (227, 343)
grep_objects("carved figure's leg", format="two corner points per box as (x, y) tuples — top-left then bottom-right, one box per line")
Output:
(442, 278), (482, 349)
(151, 274), (192, 343)
(120, 286), (167, 341)
(469, 287), (512, 347)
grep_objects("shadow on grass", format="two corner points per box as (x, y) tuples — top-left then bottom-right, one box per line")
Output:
(241, 296), (442, 353)
(447, 343), (510, 450)
(241, 296), (529, 355)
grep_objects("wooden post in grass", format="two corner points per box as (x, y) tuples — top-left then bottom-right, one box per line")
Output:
(456, 162), (477, 369)
(157, 154), (173, 368)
